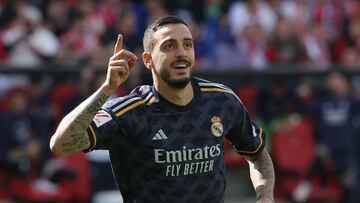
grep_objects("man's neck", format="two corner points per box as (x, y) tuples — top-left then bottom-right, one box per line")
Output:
(154, 80), (194, 106)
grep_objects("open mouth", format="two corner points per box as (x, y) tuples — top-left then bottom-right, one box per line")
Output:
(171, 61), (191, 69)
(173, 64), (187, 69)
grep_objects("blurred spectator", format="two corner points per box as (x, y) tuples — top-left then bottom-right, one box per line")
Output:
(346, 17), (360, 51)
(256, 79), (300, 126)
(57, 0), (103, 64)
(312, 0), (360, 66)
(27, 76), (53, 146)
(340, 46), (360, 67)
(235, 24), (270, 69)
(0, 1), (19, 42)
(103, 8), (143, 55)
(228, 0), (277, 35)
(331, 17), (360, 64)
(0, 88), (44, 177)
(58, 14), (99, 64)
(275, 0), (314, 34)
(312, 0), (347, 41)
(302, 22), (332, 69)
(312, 71), (360, 203)
(0, 0), (359, 69)
(294, 77), (317, 116)
(143, 0), (169, 26)
(271, 112), (343, 202)
(267, 18), (308, 65)
(0, 87), (50, 201)
(0, 73), (29, 97)
(96, 0), (123, 29)
(271, 0), (315, 35)
(0, 0), (59, 67)
(43, 0), (72, 36)
(202, 8), (238, 68)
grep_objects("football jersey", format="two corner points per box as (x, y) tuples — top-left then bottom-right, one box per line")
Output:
(84, 77), (265, 203)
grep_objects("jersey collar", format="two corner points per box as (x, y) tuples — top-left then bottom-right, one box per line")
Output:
(151, 78), (201, 112)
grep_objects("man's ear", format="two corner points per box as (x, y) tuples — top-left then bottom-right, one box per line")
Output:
(142, 51), (153, 70)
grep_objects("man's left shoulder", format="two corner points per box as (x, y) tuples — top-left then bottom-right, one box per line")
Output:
(194, 77), (232, 92)
(194, 77), (239, 99)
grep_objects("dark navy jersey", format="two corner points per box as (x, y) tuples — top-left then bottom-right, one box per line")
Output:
(84, 77), (265, 203)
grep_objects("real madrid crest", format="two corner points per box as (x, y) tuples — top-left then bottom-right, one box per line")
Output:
(211, 116), (224, 137)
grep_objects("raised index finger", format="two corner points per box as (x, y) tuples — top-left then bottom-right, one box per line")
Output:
(114, 34), (123, 55)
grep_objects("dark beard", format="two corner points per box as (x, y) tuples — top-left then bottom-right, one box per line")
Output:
(166, 77), (191, 88)
(159, 67), (191, 89)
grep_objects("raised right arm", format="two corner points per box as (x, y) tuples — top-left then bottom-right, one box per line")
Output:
(50, 34), (137, 156)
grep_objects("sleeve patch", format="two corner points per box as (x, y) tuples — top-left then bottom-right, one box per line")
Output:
(93, 110), (112, 127)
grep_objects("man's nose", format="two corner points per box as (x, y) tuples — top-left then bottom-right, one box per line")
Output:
(175, 45), (187, 57)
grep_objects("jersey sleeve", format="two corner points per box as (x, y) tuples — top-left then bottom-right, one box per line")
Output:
(226, 97), (265, 156)
(83, 108), (121, 152)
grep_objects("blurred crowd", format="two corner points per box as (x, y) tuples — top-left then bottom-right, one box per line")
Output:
(0, 0), (360, 69)
(1, 0), (360, 203)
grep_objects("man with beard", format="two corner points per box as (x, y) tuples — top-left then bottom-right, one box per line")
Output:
(50, 15), (275, 203)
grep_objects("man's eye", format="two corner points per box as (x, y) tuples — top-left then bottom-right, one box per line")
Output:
(164, 44), (174, 50)
(184, 42), (193, 49)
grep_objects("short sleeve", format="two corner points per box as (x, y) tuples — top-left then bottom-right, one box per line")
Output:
(226, 98), (265, 156)
(83, 108), (120, 152)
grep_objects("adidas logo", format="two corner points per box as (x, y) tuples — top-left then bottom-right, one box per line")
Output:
(152, 129), (168, 140)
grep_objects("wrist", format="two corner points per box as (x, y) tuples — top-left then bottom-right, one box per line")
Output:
(100, 84), (116, 97)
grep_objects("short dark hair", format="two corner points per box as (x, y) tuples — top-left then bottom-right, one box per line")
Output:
(143, 15), (188, 52)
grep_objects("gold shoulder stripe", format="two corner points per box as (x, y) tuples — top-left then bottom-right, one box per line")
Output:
(146, 96), (156, 105)
(200, 87), (244, 105)
(112, 97), (142, 113)
(236, 128), (263, 154)
(200, 87), (232, 94)
(88, 125), (97, 151)
(198, 82), (229, 90)
(116, 100), (144, 117)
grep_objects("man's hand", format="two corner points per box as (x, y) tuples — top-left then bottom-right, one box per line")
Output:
(101, 34), (138, 96)
(50, 34), (137, 156)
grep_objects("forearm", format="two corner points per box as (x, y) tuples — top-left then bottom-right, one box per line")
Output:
(246, 149), (275, 203)
(50, 87), (109, 156)
(50, 34), (137, 156)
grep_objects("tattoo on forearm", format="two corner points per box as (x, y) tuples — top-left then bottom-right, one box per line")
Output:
(248, 151), (275, 202)
(70, 90), (108, 132)
(62, 133), (89, 147)
(72, 91), (108, 129)
(61, 133), (90, 152)
(61, 90), (108, 152)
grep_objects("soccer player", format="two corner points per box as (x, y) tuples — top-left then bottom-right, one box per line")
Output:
(50, 15), (275, 203)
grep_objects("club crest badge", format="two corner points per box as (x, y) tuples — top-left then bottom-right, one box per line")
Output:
(211, 116), (223, 137)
